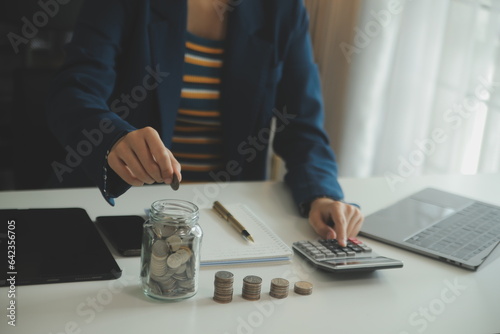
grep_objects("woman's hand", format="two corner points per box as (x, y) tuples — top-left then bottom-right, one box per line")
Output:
(308, 198), (364, 246)
(107, 127), (181, 186)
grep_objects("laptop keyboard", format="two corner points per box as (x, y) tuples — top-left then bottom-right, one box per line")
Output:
(405, 202), (500, 261)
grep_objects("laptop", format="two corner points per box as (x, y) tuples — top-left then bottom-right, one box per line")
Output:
(360, 188), (500, 270)
(0, 208), (122, 286)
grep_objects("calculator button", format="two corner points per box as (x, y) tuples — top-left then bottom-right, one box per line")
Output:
(360, 245), (372, 252)
(323, 251), (336, 259)
(313, 254), (326, 260)
(348, 237), (362, 245)
(334, 251), (346, 258)
(321, 239), (338, 246)
(349, 246), (364, 253)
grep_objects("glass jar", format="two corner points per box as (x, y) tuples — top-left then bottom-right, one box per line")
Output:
(140, 199), (202, 301)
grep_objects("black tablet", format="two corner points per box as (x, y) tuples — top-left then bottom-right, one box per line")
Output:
(0, 208), (122, 286)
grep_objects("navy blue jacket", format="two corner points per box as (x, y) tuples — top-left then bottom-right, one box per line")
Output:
(47, 0), (344, 214)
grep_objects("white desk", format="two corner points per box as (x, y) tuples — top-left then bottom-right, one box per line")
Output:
(1, 174), (499, 334)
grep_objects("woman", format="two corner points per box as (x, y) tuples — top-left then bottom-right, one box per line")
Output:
(47, 0), (363, 245)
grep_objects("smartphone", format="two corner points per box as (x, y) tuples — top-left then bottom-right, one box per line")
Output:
(95, 215), (145, 256)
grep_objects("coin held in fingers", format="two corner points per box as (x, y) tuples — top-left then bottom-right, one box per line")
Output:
(170, 173), (180, 190)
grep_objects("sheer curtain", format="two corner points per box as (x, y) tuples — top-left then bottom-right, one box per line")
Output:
(270, 0), (360, 180)
(307, 0), (500, 185)
(304, 0), (361, 155)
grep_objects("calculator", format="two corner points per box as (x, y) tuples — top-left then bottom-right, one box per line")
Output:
(292, 238), (403, 273)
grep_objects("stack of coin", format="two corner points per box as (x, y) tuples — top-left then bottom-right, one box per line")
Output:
(269, 278), (289, 299)
(150, 240), (170, 278)
(242, 275), (262, 301)
(213, 271), (234, 303)
(294, 281), (313, 296)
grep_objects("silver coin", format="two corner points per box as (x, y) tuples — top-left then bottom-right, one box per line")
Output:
(185, 263), (194, 279)
(154, 224), (177, 238)
(176, 248), (192, 264)
(152, 240), (169, 257)
(175, 263), (187, 274)
(294, 281), (313, 290)
(270, 278), (289, 287)
(215, 271), (234, 281)
(170, 173), (180, 190)
(166, 235), (182, 251)
(150, 262), (167, 272)
(150, 267), (167, 277)
(150, 260), (167, 274)
(173, 272), (188, 281)
(151, 272), (170, 282)
(150, 256), (167, 266)
(243, 275), (262, 285)
(178, 279), (195, 289)
(148, 280), (162, 295)
(159, 277), (177, 290)
(213, 297), (232, 304)
(167, 253), (183, 269)
(151, 253), (168, 262)
(166, 267), (177, 275)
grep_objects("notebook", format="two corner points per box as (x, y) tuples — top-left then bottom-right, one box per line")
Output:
(198, 204), (293, 265)
(0, 208), (122, 286)
(360, 188), (500, 270)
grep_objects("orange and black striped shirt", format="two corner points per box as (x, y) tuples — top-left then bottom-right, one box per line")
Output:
(170, 32), (225, 182)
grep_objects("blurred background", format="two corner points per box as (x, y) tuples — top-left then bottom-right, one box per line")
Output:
(0, 0), (84, 190)
(1, 0), (499, 191)
(306, 0), (500, 181)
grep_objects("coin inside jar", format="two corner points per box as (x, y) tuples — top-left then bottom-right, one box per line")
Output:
(166, 253), (183, 269)
(153, 241), (168, 256)
(166, 235), (182, 251)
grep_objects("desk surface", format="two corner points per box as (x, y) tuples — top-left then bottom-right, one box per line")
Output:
(1, 174), (499, 334)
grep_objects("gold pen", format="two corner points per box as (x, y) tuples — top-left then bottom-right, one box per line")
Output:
(212, 201), (255, 243)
